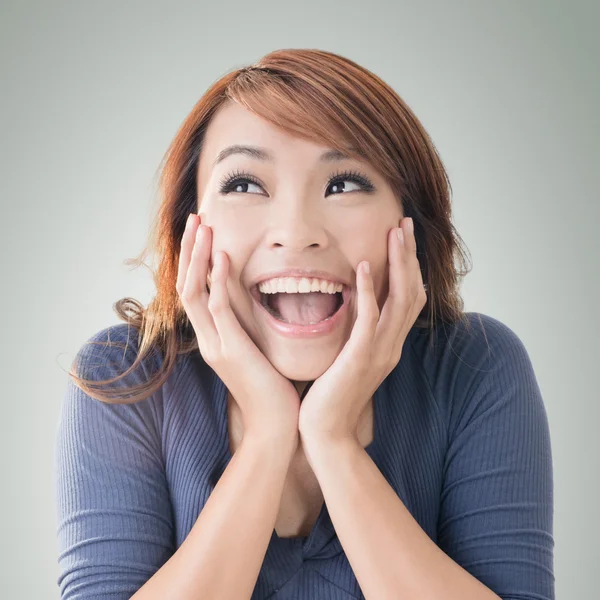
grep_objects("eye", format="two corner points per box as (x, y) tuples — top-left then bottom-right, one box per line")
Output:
(217, 168), (376, 196)
(218, 170), (265, 195)
(325, 169), (376, 196)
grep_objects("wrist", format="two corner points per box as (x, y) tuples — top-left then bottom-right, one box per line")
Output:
(242, 428), (299, 455)
(300, 429), (360, 451)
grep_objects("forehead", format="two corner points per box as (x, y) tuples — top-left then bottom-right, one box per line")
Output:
(204, 101), (290, 148)
(198, 101), (338, 175)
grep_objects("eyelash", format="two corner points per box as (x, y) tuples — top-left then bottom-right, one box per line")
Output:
(217, 168), (376, 196)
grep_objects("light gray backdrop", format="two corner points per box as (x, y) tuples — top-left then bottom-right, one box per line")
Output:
(1, 0), (597, 598)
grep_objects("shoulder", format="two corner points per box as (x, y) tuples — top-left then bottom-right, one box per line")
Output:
(72, 322), (197, 398)
(407, 311), (541, 430)
(409, 311), (526, 364)
(70, 323), (222, 429)
(73, 322), (162, 385)
(66, 323), (185, 442)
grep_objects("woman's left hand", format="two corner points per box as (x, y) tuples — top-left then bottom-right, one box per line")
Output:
(298, 217), (428, 446)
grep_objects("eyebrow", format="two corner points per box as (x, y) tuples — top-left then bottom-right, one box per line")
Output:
(213, 145), (359, 167)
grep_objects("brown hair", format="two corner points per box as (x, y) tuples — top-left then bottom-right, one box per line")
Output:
(67, 48), (473, 404)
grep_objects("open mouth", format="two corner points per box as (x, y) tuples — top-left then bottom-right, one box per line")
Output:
(251, 286), (348, 326)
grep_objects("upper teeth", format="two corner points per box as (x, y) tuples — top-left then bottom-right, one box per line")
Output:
(258, 277), (343, 294)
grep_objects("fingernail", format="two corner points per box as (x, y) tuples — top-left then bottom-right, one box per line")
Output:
(187, 213), (194, 227)
(396, 228), (404, 244)
(406, 218), (414, 234)
(363, 261), (370, 274)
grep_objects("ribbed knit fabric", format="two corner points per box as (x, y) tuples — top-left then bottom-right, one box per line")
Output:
(54, 312), (554, 599)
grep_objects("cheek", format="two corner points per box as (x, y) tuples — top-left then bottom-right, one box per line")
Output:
(334, 208), (392, 256)
(200, 210), (254, 266)
(341, 228), (389, 279)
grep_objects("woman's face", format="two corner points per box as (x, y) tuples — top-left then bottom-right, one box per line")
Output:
(196, 100), (403, 382)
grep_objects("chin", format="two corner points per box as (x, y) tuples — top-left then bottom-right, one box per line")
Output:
(265, 343), (339, 382)
(234, 293), (355, 381)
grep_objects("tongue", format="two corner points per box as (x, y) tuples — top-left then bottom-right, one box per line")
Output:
(270, 292), (339, 324)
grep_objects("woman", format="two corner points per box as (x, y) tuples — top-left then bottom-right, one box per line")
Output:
(54, 49), (554, 599)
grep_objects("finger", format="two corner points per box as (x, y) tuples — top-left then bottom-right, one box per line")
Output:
(181, 221), (220, 349)
(401, 216), (417, 256)
(374, 225), (411, 350)
(182, 222), (211, 299)
(389, 218), (427, 363)
(176, 213), (198, 296)
(207, 251), (257, 358)
(346, 260), (379, 353)
(400, 217), (427, 305)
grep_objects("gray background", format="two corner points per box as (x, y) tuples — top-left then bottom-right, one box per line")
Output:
(1, 0), (597, 597)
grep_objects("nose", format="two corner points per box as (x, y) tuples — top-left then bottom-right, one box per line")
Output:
(264, 196), (329, 251)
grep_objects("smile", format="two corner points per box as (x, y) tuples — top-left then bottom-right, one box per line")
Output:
(250, 283), (351, 338)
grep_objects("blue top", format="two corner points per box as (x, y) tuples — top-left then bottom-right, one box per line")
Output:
(54, 312), (555, 599)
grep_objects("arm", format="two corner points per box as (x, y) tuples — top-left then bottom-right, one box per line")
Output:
(55, 336), (176, 599)
(302, 319), (554, 600)
(132, 432), (297, 600)
(303, 439), (502, 600)
(55, 327), (297, 600)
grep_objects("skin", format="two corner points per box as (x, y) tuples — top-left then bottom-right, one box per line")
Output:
(173, 102), (501, 600)
(190, 102), (424, 536)
(195, 99), (404, 393)
(193, 100), (407, 536)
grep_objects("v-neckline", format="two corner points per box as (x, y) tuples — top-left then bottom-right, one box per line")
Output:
(212, 371), (383, 551)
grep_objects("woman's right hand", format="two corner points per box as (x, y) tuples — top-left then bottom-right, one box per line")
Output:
(176, 213), (301, 443)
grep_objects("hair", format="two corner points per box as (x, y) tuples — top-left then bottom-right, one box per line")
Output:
(67, 48), (473, 405)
